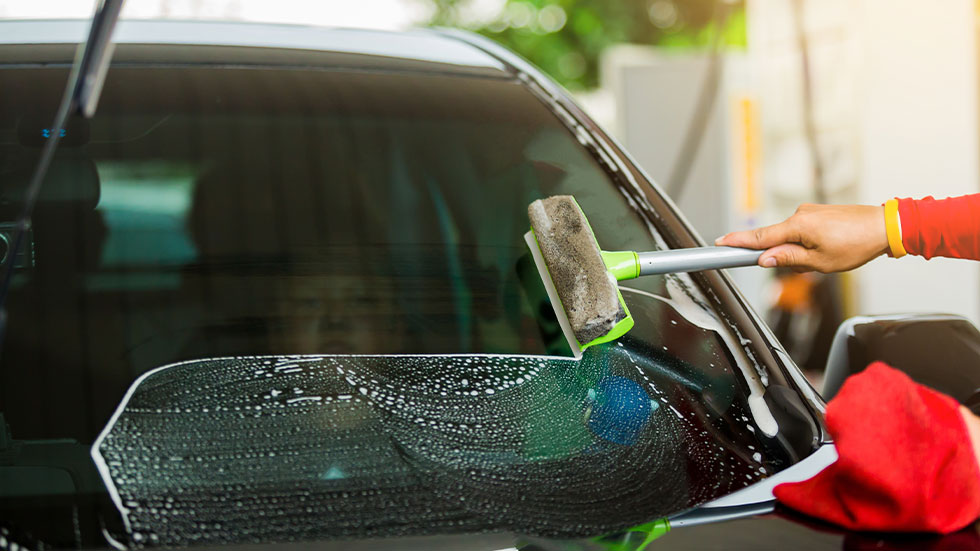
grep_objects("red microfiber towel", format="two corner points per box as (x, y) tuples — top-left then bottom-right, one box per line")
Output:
(774, 362), (980, 533)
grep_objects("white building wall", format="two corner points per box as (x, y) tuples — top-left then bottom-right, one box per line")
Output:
(748, 0), (980, 324)
(853, 0), (979, 323)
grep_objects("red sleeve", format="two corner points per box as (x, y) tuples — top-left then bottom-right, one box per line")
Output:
(897, 194), (980, 260)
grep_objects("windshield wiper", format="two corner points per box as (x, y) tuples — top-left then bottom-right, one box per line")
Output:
(74, 0), (126, 118)
(0, 0), (124, 356)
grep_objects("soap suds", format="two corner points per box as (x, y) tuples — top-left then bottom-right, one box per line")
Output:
(90, 351), (775, 547)
(620, 281), (779, 437)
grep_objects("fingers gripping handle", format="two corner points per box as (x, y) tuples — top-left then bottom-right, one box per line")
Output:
(635, 247), (764, 276)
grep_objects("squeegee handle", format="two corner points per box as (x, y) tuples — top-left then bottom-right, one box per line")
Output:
(635, 246), (764, 276)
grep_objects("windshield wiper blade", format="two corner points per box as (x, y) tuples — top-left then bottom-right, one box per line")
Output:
(74, 0), (126, 118)
(0, 0), (125, 354)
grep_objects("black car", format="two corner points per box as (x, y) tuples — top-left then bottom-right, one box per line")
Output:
(1, 18), (978, 551)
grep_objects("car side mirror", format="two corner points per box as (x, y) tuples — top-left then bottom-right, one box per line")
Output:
(823, 314), (980, 413)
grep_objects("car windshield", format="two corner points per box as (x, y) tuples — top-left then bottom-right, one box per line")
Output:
(0, 44), (808, 548)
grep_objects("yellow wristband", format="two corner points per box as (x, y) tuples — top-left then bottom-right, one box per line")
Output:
(884, 198), (907, 258)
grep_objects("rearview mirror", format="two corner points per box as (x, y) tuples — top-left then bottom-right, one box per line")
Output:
(823, 314), (980, 413)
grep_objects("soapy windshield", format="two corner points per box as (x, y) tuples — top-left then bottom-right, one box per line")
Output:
(94, 352), (776, 546)
(0, 52), (807, 548)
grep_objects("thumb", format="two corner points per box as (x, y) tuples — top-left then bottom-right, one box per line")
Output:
(716, 221), (799, 250)
(759, 243), (814, 269)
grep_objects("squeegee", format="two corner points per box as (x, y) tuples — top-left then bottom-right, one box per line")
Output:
(525, 195), (762, 356)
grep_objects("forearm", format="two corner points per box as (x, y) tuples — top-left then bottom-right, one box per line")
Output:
(895, 194), (980, 260)
(715, 193), (980, 272)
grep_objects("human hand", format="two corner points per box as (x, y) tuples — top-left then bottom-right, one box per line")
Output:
(961, 406), (980, 478)
(714, 204), (889, 273)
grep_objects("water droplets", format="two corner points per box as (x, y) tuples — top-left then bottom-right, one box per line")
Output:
(94, 352), (779, 547)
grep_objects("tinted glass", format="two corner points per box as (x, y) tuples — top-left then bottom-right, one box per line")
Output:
(0, 54), (799, 548)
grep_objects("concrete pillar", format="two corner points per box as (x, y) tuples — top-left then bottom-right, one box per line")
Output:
(596, 47), (772, 310)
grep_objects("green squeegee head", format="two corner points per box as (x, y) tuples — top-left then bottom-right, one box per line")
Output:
(525, 195), (635, 356)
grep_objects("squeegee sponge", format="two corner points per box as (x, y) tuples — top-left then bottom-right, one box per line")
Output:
(528, 196), (625, 345)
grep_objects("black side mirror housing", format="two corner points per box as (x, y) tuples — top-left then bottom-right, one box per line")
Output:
(823, 314), (980, 413)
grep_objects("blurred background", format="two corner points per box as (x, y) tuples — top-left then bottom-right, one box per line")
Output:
(3, 0), (978, 377)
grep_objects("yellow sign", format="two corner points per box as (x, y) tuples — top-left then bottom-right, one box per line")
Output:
(731, 95), (761, 215)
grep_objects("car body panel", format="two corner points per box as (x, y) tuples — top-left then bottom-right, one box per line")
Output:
(0, 20), (506, 71)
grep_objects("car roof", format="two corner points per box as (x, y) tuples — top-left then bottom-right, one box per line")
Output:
(0, 19), (508, 73)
